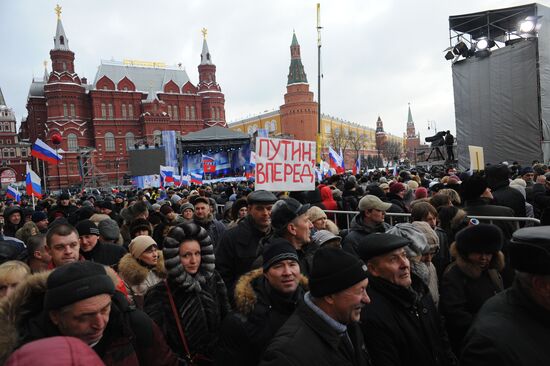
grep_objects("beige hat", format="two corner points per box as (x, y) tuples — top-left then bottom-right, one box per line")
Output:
(129, 235), (157, 258)
(358, 195), (392, 211)
(307, 206), (327, 222)
(379, 183), (390, 190)
(407, 180), (419, 190)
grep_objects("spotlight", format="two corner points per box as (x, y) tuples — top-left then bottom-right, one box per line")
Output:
(453, 41), (469, 57)
(444, 51), (454, 60)
(519, 18), (536, 33)
(475, 38), (495, 51)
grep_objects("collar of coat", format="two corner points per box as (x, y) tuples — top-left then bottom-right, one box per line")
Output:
(449, 242), (505, 279)
(118, 252), (167, 287)
(233, 268), (308, 316)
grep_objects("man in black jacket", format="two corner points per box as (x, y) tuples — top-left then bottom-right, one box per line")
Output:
(357, 233), (457, 366)
(216, 238), (307, 366)
(75, 219), (126, 267)
(485, 164), (526, 218)
(216, 190), (277, 301)
(461, 226), (550, 365)
(260, 248), (372, 366)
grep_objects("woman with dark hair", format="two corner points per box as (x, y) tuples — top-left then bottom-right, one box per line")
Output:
(440, 224), (505, 354)
(144, 222), (229, 365)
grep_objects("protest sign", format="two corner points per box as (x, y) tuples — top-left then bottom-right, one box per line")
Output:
(468, 146), (484, 171)
(255, 137), (316, 191)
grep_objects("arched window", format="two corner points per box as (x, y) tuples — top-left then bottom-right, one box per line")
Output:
(105, 132), (115, 152)
(185, 106), (190, 120)
(101, 103), (106, 118)
(153, 130), (162, 146)
(62, 62), (67, 71)
(63, 103), (68, 117)
(173, 105), (178, 119)
(60, 36), (65, 45)
(70, 104), (76, 118)
(125, 132), (135, 150)
(167, 105), (172, 118)
(128, 104), (134, 118)
(121, 104), (127, 118)
(108, 104), (114, 119)
(191, 106), (196, 119)
(211, 107), (215, 120)
(67, 133), (78, 151)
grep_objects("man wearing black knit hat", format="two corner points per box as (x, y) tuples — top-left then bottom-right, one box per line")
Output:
(0, 261), (179, 365)
(75, 219), (126, 267)
(261, 248), (372, 366)
(357, 233), (456, 366)
(217, 238), (307, 366)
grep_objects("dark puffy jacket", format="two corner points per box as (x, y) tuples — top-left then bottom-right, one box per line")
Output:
(260, 297), (371, 366)
(194, 215), (226, 251)
(2, 206), (24, 237)
(491, 184), (526, 218)
(144, 272), (229, 362)
(216, 269), (306, 366)
(0, 272), (179, 366)
(216, 215), (270, 301)
(81, 241), (127, 268)
(440, 244), (504, 353)
(360, 275), (457, 366)
(460, 279), (550, 366)
(342, 213), (392, 257)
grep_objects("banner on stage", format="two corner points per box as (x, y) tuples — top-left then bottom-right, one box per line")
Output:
(255, 137), (315, 191)
(468, 146), (484, 171)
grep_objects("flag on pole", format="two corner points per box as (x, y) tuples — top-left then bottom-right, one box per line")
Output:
(6, 186), (21, 202)
(160, 165), (175, 185)
(353, 157), (361, 175)
(181, 174), (191, 186)
(191, 172), (203, 185)
(25, 163), (42, 198)
(31, 138), (63, 164)
(328, 147), (345, 174)
(202, 155), (216, 173)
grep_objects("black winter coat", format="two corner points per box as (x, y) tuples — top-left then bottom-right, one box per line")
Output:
(360, 275), (457, 366)
(439, 244), (504, 353)
(460, 279), (550, 366)
(433, 227), (451, 279)
(491, 184), (526, 218)
(260, 298), (371, 366)
(531, 183), (550, 224)
(215, 215), (270, 300)
(194, 215), (226, 251)
(463, 198), (516, 239)
(342, 214), (392, 257)
(215, 268), (306, 366)
(144, 271), (230, 362)
(81, 241), (127, 268)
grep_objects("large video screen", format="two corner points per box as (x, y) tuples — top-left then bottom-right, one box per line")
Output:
(128, 147), (165, 176)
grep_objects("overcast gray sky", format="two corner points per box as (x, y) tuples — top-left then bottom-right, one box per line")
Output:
(1, 0), (545, 139)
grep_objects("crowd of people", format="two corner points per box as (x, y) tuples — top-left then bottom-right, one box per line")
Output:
(0, 161), (549, 365)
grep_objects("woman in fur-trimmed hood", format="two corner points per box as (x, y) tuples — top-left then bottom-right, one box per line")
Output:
(440, 223), (506, 354)
(118, 235), (166, 309)
(143, 222), (229, 365)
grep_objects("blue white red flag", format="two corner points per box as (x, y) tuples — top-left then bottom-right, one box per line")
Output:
(6, 186), (21, 202)
(353, 157), (361, 175)
(25, 163), (42, 198)
(191, 172), (203, 185)
(328, 147), (345, 174)
(31, 138), (62, 164)
(160, 165), (175, 184)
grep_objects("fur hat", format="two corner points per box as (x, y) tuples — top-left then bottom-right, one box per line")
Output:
(455, 224), (503, 256)
(44, 261), (115, 310)
(129, 218), (153, 237)
(129, 235), (157, 258)
(307, 206), (327, 222)
(309, 248), (368, 297)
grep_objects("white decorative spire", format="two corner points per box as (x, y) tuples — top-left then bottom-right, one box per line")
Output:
(200, 28), (212, 65)
(53, 4), (70, 50)
(0, 86), (6, 106)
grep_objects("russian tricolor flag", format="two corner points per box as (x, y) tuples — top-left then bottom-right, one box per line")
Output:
(160, 165), (175, 184)
(353, 157), (361, 175)
(31, 138), (62, 165)
(191, 172), (203, 185)
(328, 146), (345, 174)
(26, 163), (42, 198)
(6, 186), (21, 202)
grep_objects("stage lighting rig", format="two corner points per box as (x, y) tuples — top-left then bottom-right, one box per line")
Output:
(519, 16), (541, 35)
(475, 37), (496, 51)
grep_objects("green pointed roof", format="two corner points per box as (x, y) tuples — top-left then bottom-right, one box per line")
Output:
(407, 104), (414, 124)
(291, 31), (299, 46)
(287, 32), (308, 85)
(0, 86), (5, 106)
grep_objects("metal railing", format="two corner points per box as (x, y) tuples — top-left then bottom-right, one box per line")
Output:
(324, 210), (541, 230)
